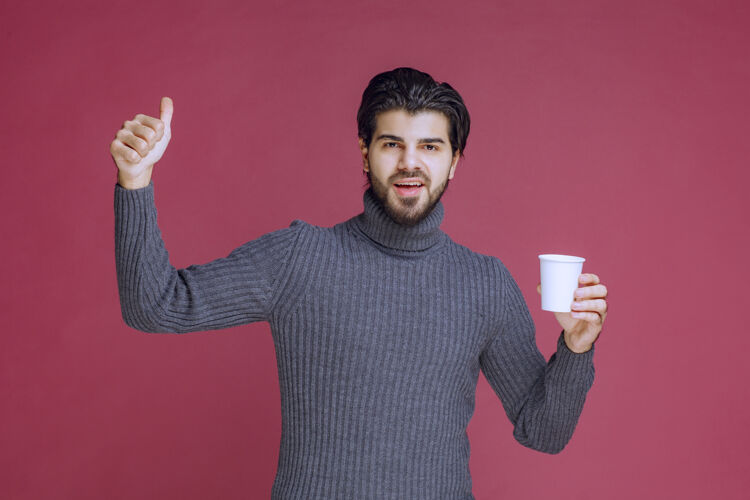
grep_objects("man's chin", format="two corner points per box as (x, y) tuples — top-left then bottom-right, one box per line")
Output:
(383, 194), (430, 226)
(367, 173), (448, 226)
(390, 189), (423, 207)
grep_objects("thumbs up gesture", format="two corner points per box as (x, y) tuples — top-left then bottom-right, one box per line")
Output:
(110, 97), (173, 190)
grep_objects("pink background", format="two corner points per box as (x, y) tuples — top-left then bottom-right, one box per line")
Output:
(2, 0), (748, 498)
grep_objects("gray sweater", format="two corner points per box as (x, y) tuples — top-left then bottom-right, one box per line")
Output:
(114, 181), (595, 499)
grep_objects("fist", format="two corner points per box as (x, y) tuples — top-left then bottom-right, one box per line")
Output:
(110, 97), (173, 186)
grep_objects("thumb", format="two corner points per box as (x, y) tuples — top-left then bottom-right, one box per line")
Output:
(160, 96), (174, 127)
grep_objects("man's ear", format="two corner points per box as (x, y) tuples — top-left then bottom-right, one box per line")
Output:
(358, 137), (369, 172)
(448, 150), (460, 179)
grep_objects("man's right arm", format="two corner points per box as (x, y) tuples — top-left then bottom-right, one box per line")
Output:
(110, 97), (303, 333)
(114, 181), (303, 333)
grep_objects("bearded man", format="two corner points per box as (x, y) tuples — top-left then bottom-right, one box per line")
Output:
(111, 67), (608, 500)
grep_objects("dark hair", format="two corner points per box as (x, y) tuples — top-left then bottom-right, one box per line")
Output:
(356, 67), (470, 157)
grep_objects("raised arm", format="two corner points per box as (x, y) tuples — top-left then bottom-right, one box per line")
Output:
(479, 265), (595, 454)
(114, 182), (303, 333)
(110, 98), (303, 333)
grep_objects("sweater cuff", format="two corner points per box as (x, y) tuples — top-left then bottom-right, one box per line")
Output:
(114, 180), (154, 210)
(115, 179), (154, 194)
(552, 330), (595, 386)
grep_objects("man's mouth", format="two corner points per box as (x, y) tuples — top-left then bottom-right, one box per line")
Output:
(393, 178), (424, 197)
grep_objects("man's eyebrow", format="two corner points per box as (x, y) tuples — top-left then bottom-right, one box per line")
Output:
(375, 134), (446, 144)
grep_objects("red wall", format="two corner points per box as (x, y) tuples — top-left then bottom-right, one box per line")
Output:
(2, 0), (748, 498)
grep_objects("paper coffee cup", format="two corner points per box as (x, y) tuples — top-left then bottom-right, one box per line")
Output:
(539, 254), (585, 312)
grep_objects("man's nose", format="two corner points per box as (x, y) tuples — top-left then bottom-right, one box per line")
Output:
(398, 145), (422, 170)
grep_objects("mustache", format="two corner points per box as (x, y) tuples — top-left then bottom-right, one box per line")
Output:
(390, 172), (430, 184)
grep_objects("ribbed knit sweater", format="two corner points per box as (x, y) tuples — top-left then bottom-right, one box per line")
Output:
(114, 181), (595, 499)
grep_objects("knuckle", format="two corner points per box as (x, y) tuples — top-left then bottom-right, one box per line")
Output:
(134, 113), (145, 121)
(154, 120), (164, 132)
(116, 129), (128, 140)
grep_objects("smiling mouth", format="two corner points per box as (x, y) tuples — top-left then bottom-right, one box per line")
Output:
(393, 182), (424, 196)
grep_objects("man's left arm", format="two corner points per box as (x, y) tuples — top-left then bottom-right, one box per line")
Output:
(479, 270), (608, 454)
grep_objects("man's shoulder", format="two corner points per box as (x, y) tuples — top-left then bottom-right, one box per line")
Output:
(443, 237), (511, 279)
(284, 218), (350, 246)
(253, 218), (314, 241)
(289, 218), (345, 236)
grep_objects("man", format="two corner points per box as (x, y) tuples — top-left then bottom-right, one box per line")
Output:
(111, 67), (608, 499)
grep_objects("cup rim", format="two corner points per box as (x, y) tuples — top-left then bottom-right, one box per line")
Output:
(538, 254), (585, 263)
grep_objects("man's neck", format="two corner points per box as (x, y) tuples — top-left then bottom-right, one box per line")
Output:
(352, 188), (446, 252)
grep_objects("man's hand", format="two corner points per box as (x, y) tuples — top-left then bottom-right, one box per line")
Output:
(110, 96), (173, 190)
(537, 273), (608, 353)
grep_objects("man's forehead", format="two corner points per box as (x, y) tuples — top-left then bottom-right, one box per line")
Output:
(373, 109), (450, 138)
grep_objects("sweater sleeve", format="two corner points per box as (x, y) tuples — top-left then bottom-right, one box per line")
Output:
(478, 264), (595, 454)
(114, 181), (304, 333)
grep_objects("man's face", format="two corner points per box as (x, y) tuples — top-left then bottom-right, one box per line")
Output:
(359, 109), (459, 226)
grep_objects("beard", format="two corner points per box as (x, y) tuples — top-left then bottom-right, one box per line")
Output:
(366, 171), (450, 226)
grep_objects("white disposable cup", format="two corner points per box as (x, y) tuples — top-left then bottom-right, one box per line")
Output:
(539, 254), (585, 312)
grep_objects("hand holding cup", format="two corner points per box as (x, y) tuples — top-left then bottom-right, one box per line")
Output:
(537, 255), (608, 353)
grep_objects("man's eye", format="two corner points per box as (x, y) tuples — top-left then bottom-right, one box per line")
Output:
(424, 144), (437, 151)
(385, 142), (399, 148)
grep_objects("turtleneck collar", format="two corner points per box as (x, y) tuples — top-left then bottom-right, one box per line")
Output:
(352, 188), (447, 252)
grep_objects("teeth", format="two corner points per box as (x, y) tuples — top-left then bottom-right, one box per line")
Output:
(397, 183), (421, 186)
